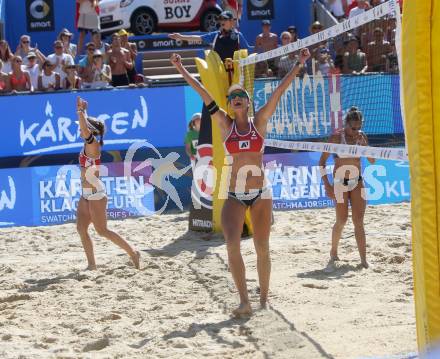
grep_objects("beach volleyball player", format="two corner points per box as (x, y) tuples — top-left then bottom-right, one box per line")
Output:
(76, 97), (140, 270)
(319, 107), (375, 272)
(170, 49), (310, 316)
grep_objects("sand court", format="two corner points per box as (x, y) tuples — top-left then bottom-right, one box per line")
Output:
(0, 203), (415, 358)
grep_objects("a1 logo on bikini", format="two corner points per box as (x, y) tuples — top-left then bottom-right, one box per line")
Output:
(239, 140), (250, 150)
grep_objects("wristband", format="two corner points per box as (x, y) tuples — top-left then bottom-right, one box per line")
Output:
(85, 133), (94, 144)
(207, 101), (219, 115)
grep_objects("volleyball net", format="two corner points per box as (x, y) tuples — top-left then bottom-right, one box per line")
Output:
(239, 0), (406, 161)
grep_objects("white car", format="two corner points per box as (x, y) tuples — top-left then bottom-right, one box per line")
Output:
(99, 0), (222, 35)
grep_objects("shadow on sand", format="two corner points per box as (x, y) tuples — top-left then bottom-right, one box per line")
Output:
(19, 271), (91, 293)
(148, 230), (335, 359)
(297, 263), (363, 281)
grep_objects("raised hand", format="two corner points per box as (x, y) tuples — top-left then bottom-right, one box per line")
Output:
(168, 33), (181, 41)
(170, 53), (182, 67)
(77, 97), (88, 111)
(358, 133), (368, 146)
(299, 48), (311, 64)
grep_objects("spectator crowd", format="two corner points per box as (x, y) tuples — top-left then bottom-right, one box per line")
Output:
(0, 0), (141, 95)
(253, 0), (399, 79)
(0, 28), (141, 95)
(0, 0), (400, 95)
(325, 0), (403, 20)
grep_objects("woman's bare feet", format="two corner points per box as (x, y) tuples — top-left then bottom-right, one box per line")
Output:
(86, 264), (97, 271)
(232, 302), (252, 318)
(360, 260), (369, 269)
(260, 297), (269, 309)
(131, 250), (141, 270)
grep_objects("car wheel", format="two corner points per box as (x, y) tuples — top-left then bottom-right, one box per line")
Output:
(201, 10), (220, 32)
(131, 9), (157, 35)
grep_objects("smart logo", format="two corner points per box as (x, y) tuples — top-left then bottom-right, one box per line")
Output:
(30, 0), (51, 19)
(248, 0), (273, 19)
(250, 0), (270, 7)
(26, 0), (54, 32)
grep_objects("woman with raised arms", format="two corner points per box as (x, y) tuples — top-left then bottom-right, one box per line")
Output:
(76, 97), (140, 270)
(170, 48), (310, 316)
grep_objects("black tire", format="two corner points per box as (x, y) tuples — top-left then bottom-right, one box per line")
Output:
(201, 9), (220, 32)
(130, 8), (157, 35)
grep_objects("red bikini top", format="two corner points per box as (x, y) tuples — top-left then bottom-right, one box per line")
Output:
(10, 73), (28, 88)
(79, 148), (101, 168)
(224, 120), (264, 155)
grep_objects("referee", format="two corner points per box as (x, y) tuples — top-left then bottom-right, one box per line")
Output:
(169, 10), (251, 62)
(170, 10), (252, 170)
(169, 10), (252, 150)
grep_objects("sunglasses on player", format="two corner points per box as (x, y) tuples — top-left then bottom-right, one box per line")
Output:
(228, 91), (248, 102)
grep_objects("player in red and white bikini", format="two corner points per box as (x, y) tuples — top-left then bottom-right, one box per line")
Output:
(170, 48), (310, 317)
(76, 97), (140, 270)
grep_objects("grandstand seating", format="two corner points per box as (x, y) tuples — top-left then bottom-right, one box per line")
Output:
(141, 49), (199, 81)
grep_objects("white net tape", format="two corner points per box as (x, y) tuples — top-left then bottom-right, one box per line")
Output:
(264, 139), (408, 161)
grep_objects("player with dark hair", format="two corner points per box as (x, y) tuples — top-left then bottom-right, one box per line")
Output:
(76, 97), (140, 270)
(319, 106), (376, 272)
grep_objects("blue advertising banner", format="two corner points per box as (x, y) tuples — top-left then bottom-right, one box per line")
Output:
(0, 75), (402, 158)
(254, 74), (403, 141)
(0, 161), (155, 227)
(264, 152), (410, 210)
(0, 87), (187, 158)
(0, 151), (409, 228)
(0, 168), (30, 227)
(364, 158), (410, 206)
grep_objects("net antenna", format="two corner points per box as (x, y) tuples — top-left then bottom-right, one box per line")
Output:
(239, 0), (406, 162)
